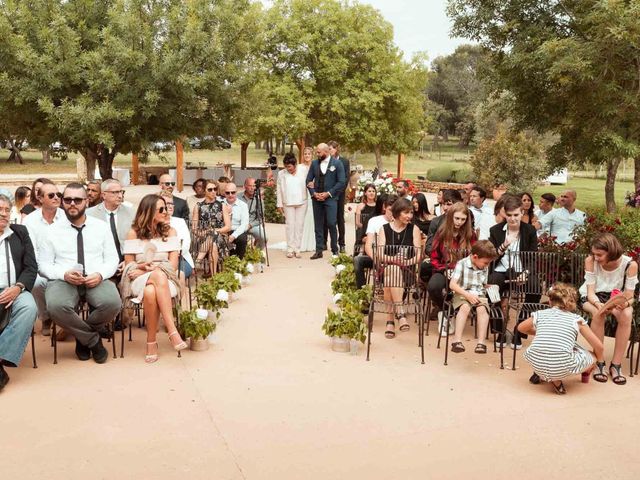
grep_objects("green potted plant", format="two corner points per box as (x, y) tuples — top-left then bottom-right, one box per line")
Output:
(331, 263), (357, 295)
(244, 245), (264, 273)
(322, 307), (367, 353)
(194, 280), (229, 318)
(222, 255), (249, 276)
(179, 308), (217, 351)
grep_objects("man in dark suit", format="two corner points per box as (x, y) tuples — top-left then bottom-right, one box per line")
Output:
(306, 143), (346, 259)
(159, 173), (189, 224)
(0, 193), (38, 391)
(328, 140), (350, 253)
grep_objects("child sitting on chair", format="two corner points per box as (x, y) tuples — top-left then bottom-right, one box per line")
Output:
(448, 240), (498, 354)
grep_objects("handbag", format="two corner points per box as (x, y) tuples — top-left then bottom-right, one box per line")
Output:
(0, 240), (12, 334)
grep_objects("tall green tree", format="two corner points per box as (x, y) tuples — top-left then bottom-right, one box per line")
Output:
(448, 0), (640, 211)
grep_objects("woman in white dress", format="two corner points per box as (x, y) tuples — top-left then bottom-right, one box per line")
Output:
(277, 152), (308, 258)
(300, 146), (316, 252)
(121, 194), (188, 363)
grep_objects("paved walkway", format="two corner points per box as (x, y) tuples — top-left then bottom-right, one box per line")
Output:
(2, 217), (639, 479)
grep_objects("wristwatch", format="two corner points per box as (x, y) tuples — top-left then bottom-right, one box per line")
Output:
(15, 282), (25, 292)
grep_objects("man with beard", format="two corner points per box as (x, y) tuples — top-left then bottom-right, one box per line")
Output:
(39, 183), (120, 363)
(86, 180), (102, 208)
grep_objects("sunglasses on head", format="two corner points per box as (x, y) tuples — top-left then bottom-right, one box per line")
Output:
(46, 192), (63, 200)
(225, 191), (236, 195)
(163, 182), (176, 186)
(62, 197), (85, 205)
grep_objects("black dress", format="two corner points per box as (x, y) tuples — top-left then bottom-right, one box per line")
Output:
(355, 204), (377, 245)
(383, 223), (415, 256)
(412, 215), (431, 235)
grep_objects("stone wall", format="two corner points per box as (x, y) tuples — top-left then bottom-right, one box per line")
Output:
(414, 180), (466, 193)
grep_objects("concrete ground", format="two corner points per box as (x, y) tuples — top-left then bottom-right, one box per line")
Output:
(1, 185), (639, 479)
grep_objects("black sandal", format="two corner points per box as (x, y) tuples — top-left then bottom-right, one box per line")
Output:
(593, 361), (608, 383)
(609, 363), (627, 385)
(529, 373), (541, 385)
(385, 321), (396, 339)
(451, 342), (465, 353)
(474, 343), (487, 354)
(552, 381), (566, 395)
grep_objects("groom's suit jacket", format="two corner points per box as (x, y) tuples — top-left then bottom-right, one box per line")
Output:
(305, 157), (346, 200)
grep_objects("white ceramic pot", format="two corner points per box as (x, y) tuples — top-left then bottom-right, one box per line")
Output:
(190, 337), (209, 351)
(350, 339), (360, 355)
(330, 335), (350, 353)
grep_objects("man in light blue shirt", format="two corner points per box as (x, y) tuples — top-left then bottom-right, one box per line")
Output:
(468, 186), (495, 240)
(539, 190), (585, 244)
(223, 182), (250, 258)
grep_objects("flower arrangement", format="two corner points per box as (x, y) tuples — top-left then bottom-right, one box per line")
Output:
(625, 188), (640, 208)
(354, 171), (419, 202)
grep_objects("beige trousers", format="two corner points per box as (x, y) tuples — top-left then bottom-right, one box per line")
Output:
(283, 203), (308, 252)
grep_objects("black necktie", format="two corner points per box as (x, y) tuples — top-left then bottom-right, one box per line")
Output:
(72, 225), (86, 297)
(109, 212), (123, 261)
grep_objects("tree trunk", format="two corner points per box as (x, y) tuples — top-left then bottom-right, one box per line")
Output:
(254, 141), (261, 150)
(442, 130), (449, 142)
(295, 138), (305, 163)
(41, 149), (50, 164)
(604, 157), (622, 213)
(635, 155), (640, 192)
(6, 140), (24, 164)
(98, 146), (116, 180)
(240, 142), (249, 169)
(82, 148), (97, 181)
(374, 145), (384, 172)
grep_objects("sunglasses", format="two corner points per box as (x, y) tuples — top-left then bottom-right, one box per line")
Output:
(158, 207), (166, 214)
(225, 191), (236, 195)
(207, 187), (217, 192)
(105, 190), (125, 195)
(46, 192), (63, 200)
(62, 197), (85, 205)
(163, 182), (176, 186)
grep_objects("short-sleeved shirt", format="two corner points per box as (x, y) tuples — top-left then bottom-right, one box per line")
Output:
(451, 255), (488, 295)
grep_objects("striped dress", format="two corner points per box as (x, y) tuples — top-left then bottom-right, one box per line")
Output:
(522, 308), (594, 381)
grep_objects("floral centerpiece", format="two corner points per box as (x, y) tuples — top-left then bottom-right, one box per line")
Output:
(353, 171), (419, 203)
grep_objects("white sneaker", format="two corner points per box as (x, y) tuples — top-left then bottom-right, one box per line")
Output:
(510, 343), (522, 350)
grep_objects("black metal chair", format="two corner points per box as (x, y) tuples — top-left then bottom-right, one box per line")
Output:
(366, 244), (422, 361)
(353, 212), (372, 256)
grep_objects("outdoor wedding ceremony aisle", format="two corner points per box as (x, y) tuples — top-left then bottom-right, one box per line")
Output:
(2, 217), (637, 480)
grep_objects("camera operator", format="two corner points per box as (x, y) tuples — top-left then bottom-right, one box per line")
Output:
(239, 177), (266, 249)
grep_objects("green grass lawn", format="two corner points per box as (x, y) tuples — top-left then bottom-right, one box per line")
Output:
(0, 142), (629, 209)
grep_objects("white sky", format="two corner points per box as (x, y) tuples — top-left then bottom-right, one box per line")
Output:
(361, 0), (469, 61)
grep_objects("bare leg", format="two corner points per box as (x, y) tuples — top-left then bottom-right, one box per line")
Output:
(475, 307), (489, 346)
(612, 307), (632, 365)
(584, 303), (604, 342)
(210, 244), (219, 275)
(143, 285), (159, 357)
(452, 304), (471, 344)
(147, 269), (184, 347)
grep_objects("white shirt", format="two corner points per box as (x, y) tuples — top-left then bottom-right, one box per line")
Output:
(23, 208), (68, 258)
(366, 215), (390, 236)
(536, 208), (554, 236)
(0, 229), (16, 289)
(169, 217), (195, 268)
(495, 224), (522, 273)
(277, 164), (308, 207)
(224, 199), (250, 237)
(319, 157), (330, 174)
(470, 203), (495, 240)
(540, 207), (585, 244)
(39, 215), (119, 281)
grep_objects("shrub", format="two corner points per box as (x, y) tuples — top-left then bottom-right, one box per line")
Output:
(427, 165), (473, 183)
(263, 184), (285, 224)
(322, 308), (366, 342)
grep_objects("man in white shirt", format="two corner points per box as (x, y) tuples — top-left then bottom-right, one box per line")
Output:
(395, 180), (412, 201)
(223, 182), (250, 259)
(23, 180), (66, 336)
(468, 186), (495, 240)
(534, 192), (556, 235)
(87, 179), (134, 264)
(354, 194), (398, 288)
(539, 189), (585, 244)
(239, 178), (266, 249)
(39, 183), (121, 363)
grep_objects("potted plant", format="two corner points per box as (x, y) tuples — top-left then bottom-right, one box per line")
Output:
(222, 255), (249, 276)
(322, 307), (367, 353)
(244, 246), (264, 273)
(194, 280), (229, 319)
(210, 271), (241, 303)
(178, 308), (217, 351)
(331, 263), (357, 295)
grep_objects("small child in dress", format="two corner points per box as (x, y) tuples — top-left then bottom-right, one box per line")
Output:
(448, 240), (498, 354)
(518, 283), (605, 395)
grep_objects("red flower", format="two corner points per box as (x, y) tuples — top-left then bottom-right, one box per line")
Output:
(615, 218), (622, 225)
(587, 216), (596, 224)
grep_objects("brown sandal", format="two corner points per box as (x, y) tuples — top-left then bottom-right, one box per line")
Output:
(385, 321), (396, 339)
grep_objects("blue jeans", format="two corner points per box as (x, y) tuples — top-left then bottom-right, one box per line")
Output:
(313, 197), (338, 254)
(180, 261), (193, 279)
(0, 290), (37, 367)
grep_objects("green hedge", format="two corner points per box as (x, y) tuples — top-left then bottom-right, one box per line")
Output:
(426, 165), (474, 183)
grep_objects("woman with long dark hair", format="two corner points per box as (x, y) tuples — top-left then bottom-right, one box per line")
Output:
(10, 186), (31, 224)
(520, 192), (538, 225)
(411, 192), (433, 235)
(354, 183), (377, 252)
(21, 177), (47, 216)
(122, 194), (187, 362)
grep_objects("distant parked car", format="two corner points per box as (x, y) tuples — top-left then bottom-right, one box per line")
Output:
(188, 135), (231, 150)
(151, 140), (174, 152)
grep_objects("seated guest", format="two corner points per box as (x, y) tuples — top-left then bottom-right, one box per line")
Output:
(395, 180), (412, 201)
(448, 240), (498, 354)
(463, 182), (476, 204)
(519, 283), (604, 395)
(121, 194), (187, 363)
(23, 180), (66, 336)
(354, 194), (397, 289)
(223, 182), (250, 259)
(539, 189), (585, 244)
(0, 194), (38, 391)
(276, 156), (308, 258)
(39, 183), (121, 364)
(534, 192), (556, 234)
(159, 173), (189, 224)
(433, 189), (444, 216)
(488, 195), (538, 348)
(375, 198), (422, 338)
(240, 177), (267, 249)
(10, 186), (31, 224)
(520, 192), (538, 226)
(425, 189), (463, 255)
(20, 178), (47, 217)
(411, 193), (433, 236)
(468, 186), (494, 240)
(191, 180), (231, 274)
(217, 176), (230, 202)
(87, 179), (134, 265)
(354, 183), (377, 252)
(427, 202), (477, 332)
(187, 178), (207, 213)
(159, 191), (194, 279)
(86, 180), (102, 208)
(579, 233), (638, 385)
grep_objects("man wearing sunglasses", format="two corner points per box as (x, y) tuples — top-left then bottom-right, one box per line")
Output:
(223, 183), (250, 259)
(39, 183), (121, 364)
(23, 180), (66, 336)
(159, 174), (189, 224)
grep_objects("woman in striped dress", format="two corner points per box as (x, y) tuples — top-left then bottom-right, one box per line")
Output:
(518, 283), (604, 395)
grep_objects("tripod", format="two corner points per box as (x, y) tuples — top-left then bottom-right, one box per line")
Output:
(249, 180), (270, 268)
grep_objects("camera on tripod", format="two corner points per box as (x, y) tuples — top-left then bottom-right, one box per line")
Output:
(255, 178), (266, 188)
